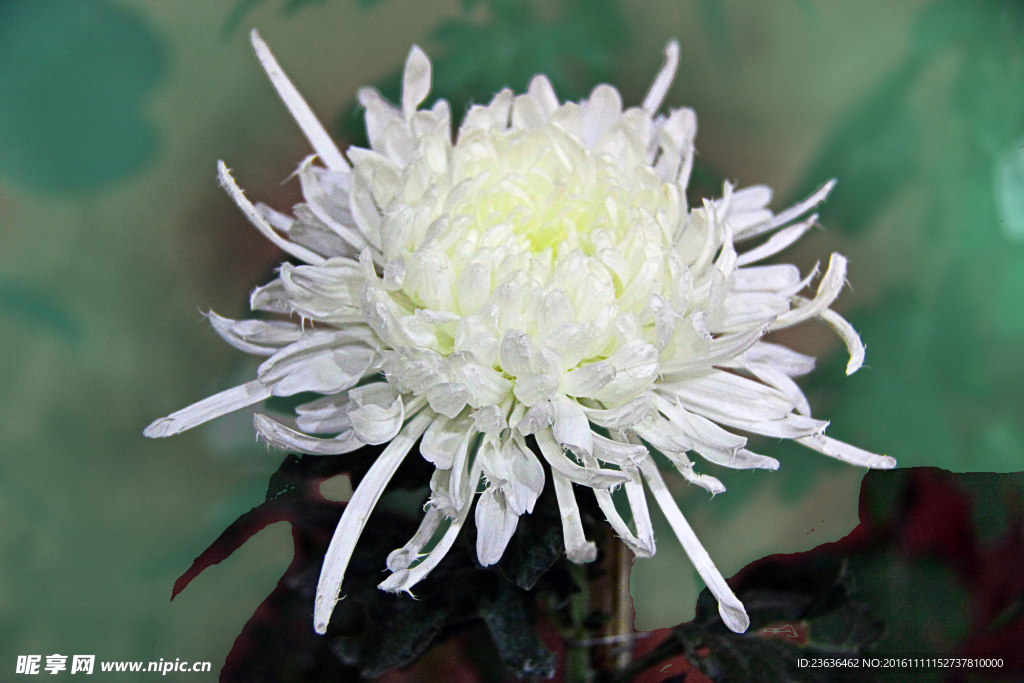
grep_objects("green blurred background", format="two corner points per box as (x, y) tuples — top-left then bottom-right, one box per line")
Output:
(1, 0), (1022, 677)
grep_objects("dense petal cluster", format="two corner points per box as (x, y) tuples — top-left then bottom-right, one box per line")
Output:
(146, 31), (895, 636)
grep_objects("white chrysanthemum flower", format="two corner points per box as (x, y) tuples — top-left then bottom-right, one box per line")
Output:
(146, 31), (896, 636)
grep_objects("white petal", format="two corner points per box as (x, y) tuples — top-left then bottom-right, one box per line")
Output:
(386, 507), (443, 572)
(817, 308), (865, 375)
(295, 158), (368, 251)
(581, 84), (623, 148)
(659, 323), (769, 378)
(535, 429), (628, 489)
(796, 434), (896, 469)
(402, 45), (432, 121)
(514, 400), (555, 435)
(770, 179), (836, 230)
(379, 458), (483, 594)
(513, 373), (559, 407)
(772, 253), (848, 329)
(425, 382), (472, 418)
(472, 405), (507, 435)
(664, 447), (729, 496)
(630, 414), (694, 456)
(314, 411), (433, 634)
(258, 337), (376, 396)
(746, 362), (812, 417)
(475, 486), (520, 566)
(206, 312), (303, 356)
(253, 413), (363, 455)
(502, 435), (545, 515)
(591, 433), (649, 466)
(420, 414), (473, 469)
(250, 30), (348, 171)
(144, 379), (271, 438)
(737, 414), (829, 439)
(588, 460), (655, 558)
(449, 356), (513, 407)
(551, 471), (597, 564)
(639, 457), (749, 633)
(642, 40), (680, 115)
(358, 87), (401, 154)
(296, 394), (354, 433)
(657, 396), (746, 450)
(348, 393), (404, 445)
(580, 394), (653, 429)
(735, 341), (816, 377)
(735, 214), (816, 267)
(527, 74), (559, 115)
(249, 279), (291, 314)
(218, 161), (326, 265)
(499, 329), (535, 378)
(730, 265), (801, 292)
(660, 371), (794, 423)
(627, 470), (657, 547)
(696, 445), (780, 471)
(551, 395), (593, 457)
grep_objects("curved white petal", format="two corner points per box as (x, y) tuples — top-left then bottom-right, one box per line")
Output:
(817, 307), (866, 375)
(535, 429), (629, 489)
(314, 411), (433, 634)
(379, 457), (483, 594)
(475, 486), (520, 566)
(253, 413), (364, 455)
(402, 45), (432, 121)
(218, 161), (326, 266)
(643, 40), (680, 115)
(386, 506), (443, 572)
(639, 457), (749, 634)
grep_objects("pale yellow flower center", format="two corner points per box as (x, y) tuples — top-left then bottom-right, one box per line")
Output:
(446, 126), (671, 256)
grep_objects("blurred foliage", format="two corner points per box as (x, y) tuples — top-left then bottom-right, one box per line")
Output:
(792, 0), (1024, 473)
(335, 0), (629, 145)
(184, 458), (1024, 680)
(0, 0), (164, 191)
(0, 281), (81, 341)
(223, 0), (387, 39)
(173, 446), (609, 681)
(617, 557), (885, 683)
(627, 469), (1024, 683)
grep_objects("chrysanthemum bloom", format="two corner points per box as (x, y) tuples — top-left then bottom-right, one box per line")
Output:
(146, 31), (896, 636)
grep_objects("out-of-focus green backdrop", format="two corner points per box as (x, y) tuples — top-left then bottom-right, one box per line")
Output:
(2, 0), (1022, 677)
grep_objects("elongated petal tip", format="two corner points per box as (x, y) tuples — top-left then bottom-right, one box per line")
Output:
(567, 541), (598, 564)
(314, 589), (337, 635)
(642, 38), (681, 115)
(720, 600), (750, 634)
(875, 455), (898, 469)
(143, 418), (176, 438)
(402, 44), (432, 120)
